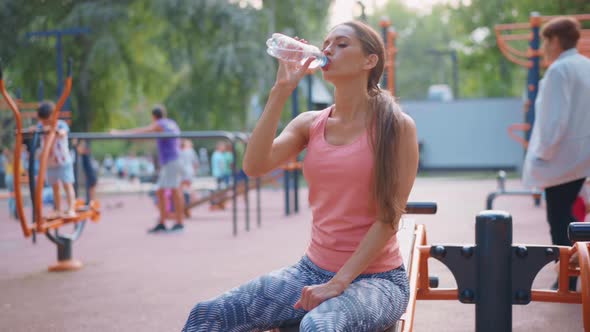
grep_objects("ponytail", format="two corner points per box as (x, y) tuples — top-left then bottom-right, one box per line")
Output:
(368, 89), (405, 230)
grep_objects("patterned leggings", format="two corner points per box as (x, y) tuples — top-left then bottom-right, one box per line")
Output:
(182, 256), (409, 332)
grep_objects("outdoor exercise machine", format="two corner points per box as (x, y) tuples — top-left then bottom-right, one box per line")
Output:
(277, 205), (589, 332)
(487, 12), (590, 208)
(394, 211), (589, 332)
(0, 60), (101, 272)
(486, 170), (542, 209)
(69, 131), (254, 236)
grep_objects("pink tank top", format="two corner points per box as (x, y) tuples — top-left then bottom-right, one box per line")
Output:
(303, 106), (402, 273)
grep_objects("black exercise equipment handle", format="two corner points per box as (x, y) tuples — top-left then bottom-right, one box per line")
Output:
(568, 222), (590, 242)
(405, 202), (437, 215)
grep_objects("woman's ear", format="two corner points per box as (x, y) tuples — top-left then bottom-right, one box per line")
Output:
(363, 54), (379, 70)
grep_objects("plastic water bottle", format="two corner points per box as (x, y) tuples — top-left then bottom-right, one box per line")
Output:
(266, 33), (328, 69)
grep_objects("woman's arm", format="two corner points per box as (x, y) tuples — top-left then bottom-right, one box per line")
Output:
(294, 113), (419, 311)
(243, 58), (317, 177)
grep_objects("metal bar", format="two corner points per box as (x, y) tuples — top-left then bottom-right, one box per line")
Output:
(293, 168), (299, 213)
(475, 211), (513, 332)
(72, 141), (80, 198)
(0, 67), (33, 237)
(69, 131), (236, 140)
(234, 133), (250, 231)
(380, 20), (390, 89)
(256, 177), (261, 227)
(231, 141), (238, 236)
(56, 34), (63, 100)
(451, 50), (458, 99)
(244, 175), (250, 231)
(575, 242), (590, 331)
(25, 28), (91, 38)
(501, 42), (529, 59)
(402, 224), (425, 332)
(495, 22), (531, 31)
(45, 230), (65, 247)
(405, 202), (437, 215)
(526, 12), (542, 143)
(26, 137), (37, 222)
(541, 14), (590, 21)
(416, 288), (459, 300)
(569, 222), (590, 242)
(497, 45), (531, 67)
(38, 80), (44, 101)
(501, 34), (530, 41)
(530, 290), (581, 303)
(495, 30), (531, 68)
(387, 29), (396, 95)
(489, 191), (542, 196)
(291, 86), (299, 214)
(284, 169), (290, 216)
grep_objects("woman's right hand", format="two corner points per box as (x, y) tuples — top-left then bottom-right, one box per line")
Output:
(273, 56), (315, 92)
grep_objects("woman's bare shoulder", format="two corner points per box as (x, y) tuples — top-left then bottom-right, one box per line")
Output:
(292, 110), (325, 130)
(288, 110), (326, 143)
(397, 111), (416, 133)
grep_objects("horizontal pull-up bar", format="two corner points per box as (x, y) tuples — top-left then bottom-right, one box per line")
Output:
(69, 131), (237, 141)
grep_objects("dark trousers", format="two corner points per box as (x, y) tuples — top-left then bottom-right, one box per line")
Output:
(544, 178), (586, 246)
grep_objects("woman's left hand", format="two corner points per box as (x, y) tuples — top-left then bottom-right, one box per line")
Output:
(293, 281), (346, 311)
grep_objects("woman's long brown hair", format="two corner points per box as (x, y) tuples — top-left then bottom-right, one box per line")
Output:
(343, 21), (405, 230)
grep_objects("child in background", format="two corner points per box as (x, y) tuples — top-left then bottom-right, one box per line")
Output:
(211, 141), (228, 189)
(179, 139), (199, 190)
(210, 141), (229, 210)
(223, 142), (234, 186)
(179, 139), (198, 217)
(37, 101), (77, 218)
(75, 139), (98, 202)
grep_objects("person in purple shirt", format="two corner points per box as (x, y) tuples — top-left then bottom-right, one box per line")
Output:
(111, 104), (184, 233)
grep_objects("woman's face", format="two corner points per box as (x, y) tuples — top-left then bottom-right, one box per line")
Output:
(320, 25), (372, 82)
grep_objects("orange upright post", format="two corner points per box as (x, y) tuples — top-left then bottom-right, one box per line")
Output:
(379, 18), (397, 95)
(0, 66), (34, 238)
(386, 28), (397, 96)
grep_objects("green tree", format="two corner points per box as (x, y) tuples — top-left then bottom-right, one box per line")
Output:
(372, 0), (590, 100)
(0, 0), (334, 138)
(449, 0), (590, 97)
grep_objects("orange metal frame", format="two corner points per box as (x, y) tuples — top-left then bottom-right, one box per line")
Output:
(507, 122), (531, 148)
(0, 75), (32, 237)
(0, 67), (100, 239)
(0, 99), (39, 110)
(379, 18), (397, 96)
(386, 29), (397, 96)
(496, 14), (590, 148)
(495, 14), (590, 69)
(398, 224), (590, 332)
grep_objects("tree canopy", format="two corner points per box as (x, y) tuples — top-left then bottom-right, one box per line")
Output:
(0, 0), (331, 137)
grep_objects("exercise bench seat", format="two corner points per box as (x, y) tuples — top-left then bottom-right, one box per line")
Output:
(274, 217), (418, 332)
